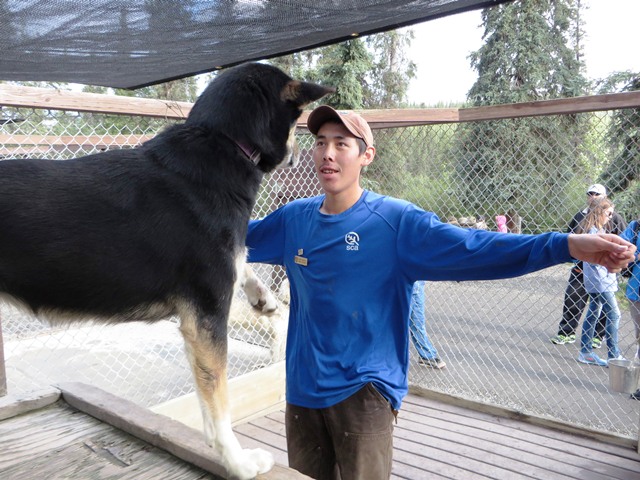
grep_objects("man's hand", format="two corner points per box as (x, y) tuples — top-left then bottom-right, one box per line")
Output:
(568, 233), (636, 273)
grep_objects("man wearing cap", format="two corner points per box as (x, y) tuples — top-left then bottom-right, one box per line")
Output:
(551, 184), (627, 346)
(246, 106), (635, 480)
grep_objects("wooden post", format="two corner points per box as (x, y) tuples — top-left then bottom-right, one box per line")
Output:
(0, 313), (6, 396)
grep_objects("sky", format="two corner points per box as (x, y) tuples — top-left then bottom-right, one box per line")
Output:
(405, 0), (640, 105)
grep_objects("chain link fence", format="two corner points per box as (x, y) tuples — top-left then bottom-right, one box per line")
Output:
(1, 93), (639, 440)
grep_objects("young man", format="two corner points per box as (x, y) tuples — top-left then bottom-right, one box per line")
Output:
(551, 183), (627, 346)
(246, 106), (635, 480)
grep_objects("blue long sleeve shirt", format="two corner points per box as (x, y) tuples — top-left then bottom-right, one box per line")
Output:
(620, 220), (640, 301)
(246, 191), (571, 410)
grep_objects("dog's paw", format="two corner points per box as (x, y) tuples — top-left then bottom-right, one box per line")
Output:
(225, 448), (274, 480)
(247, 448), (275, 474)
(245, 281), (278, 313)
(258, 288), (278, 313)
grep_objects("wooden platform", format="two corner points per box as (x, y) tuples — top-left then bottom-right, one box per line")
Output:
(0, 400), (214, 479)
(1, 383), (639, 480)
(235, 391), (640, 480)
(0, 383), (306, 480)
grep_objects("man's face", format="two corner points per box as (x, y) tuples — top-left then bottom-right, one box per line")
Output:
(312, 122), (373, 196)
(587, 191), (604, 207)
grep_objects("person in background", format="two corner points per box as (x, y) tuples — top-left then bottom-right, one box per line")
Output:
(619, 217), (640, 399)
(246, 106), (635, 480)
(495, 215), (508, 233)
(410, 281), (446, 369)
(551, 183), (627, 347)
(577, 198), (624, 367)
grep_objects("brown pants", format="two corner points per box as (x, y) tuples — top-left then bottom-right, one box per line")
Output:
(285, 383), (395, 480)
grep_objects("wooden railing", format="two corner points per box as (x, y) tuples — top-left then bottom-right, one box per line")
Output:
(1, 82), (639, 127)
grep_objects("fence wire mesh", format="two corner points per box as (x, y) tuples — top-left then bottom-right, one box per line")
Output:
(0, 100), (639, 440)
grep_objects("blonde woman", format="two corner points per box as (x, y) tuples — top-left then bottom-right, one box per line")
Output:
(577, 198), (623, 366)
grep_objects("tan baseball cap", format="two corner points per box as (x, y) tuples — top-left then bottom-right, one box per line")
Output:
(307, 105), (374, 147)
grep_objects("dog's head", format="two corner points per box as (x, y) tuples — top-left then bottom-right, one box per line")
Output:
(186, 63), (334, 173)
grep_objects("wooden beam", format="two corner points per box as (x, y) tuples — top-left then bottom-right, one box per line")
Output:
(0, 146), (50, 156)
(58, 382), (310, 480)
(0, 134), (152, 147)
(458, 91), (640, 123)
(297, 107), (461, 130)
(2, 85), (639, 130)
(298, 91), (640, 129)
(0, 84), (192, 119)
(0, 387), (61, 420)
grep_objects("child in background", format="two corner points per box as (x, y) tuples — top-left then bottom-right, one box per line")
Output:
(578, 198), (624, 366)
(495, 215), (508, 233)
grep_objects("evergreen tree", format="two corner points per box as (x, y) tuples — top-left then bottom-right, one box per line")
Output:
(454, 0), (588, 232)
(468, 0), (586, 104)
(269, 51), (317, 84)
(364, 30), (416, 108)
(596, 72), (640, 220)
(314, 39), (374, 109)
(268, 30), (415, 109)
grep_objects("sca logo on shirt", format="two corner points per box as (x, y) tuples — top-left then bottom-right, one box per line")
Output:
(345, 232), (360, 251)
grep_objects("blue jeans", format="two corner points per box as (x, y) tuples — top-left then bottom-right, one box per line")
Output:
(580, 291), (621, 359)
(409, 281), (439, 360)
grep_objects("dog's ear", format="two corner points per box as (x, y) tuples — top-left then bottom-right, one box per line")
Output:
(281, 80), (335, 107)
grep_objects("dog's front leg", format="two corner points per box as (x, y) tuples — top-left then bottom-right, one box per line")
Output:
(179, 312), (274, 480)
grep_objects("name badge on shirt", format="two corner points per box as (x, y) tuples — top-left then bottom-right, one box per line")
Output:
(294, 248), (308, 266)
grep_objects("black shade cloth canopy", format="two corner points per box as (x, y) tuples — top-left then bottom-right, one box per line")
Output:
(0, 0), (510, 89)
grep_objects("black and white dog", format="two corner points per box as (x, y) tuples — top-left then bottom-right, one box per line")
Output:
(0, 63), (332, 479)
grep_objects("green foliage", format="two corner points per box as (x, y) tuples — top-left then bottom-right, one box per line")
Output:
(612, 184), (640, 225)
(454, 0), (589, 232)
(364, 30), (416, 108)
(596, 73), (640, 211)
(365, 123), (461, 212)
(268, 39), (373, 109)
(316, 40), (374, 109)
(268, 30), (415, 109)
(269, 52), (317, 82)
(468, 0), (587, 104)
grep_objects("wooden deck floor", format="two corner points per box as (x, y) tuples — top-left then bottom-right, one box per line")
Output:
(0, 400), (213, 479)
(1, 383), (639, 480)
(234, 392), (640, 480)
